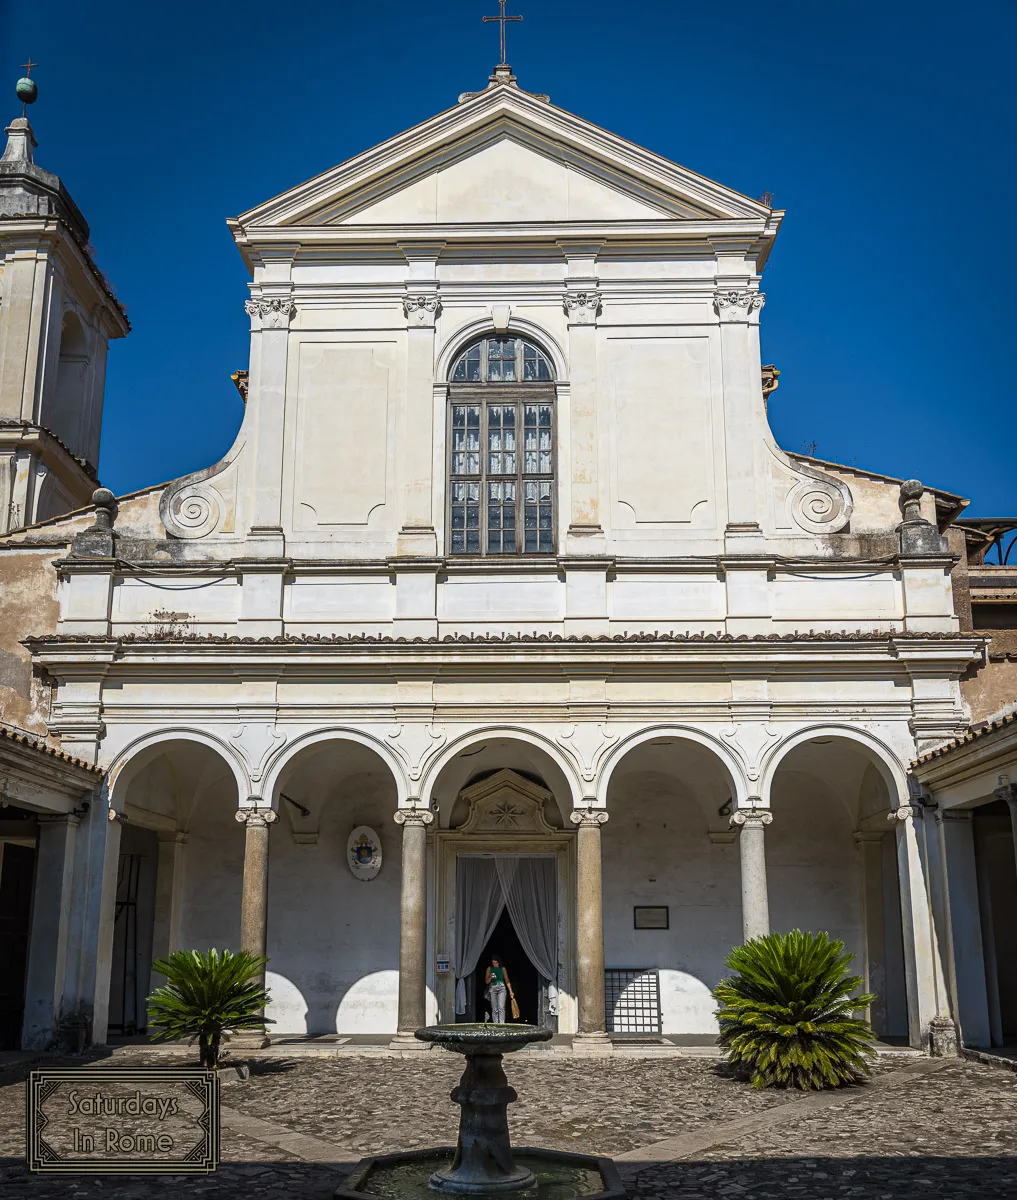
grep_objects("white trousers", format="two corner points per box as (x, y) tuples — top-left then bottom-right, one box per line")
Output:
(489, 982), (507, 1023)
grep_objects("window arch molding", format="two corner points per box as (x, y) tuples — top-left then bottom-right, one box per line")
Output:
(435, 317), (569, 384)
(445, 327), (562, 557)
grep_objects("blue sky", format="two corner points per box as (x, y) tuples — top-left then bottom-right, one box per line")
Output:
(5, 0), (1015, 514)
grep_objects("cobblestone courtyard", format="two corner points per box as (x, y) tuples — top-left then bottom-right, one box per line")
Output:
(1, 1050), (1016, 1198)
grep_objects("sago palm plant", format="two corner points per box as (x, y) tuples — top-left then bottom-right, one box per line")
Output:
(146, 949), (271, 1068)
(714, 930), (876, 1090)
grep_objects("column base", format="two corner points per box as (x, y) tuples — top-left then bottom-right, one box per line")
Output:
(571, 1031), (614, 1056)
(388, 1030), (433, 1052)
(230, 1031), (272, 1051)
(928, 1013), (959, 1058)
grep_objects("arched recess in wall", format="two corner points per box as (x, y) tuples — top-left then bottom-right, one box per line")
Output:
(760, 724), (911, 1041)
(596, 726), (748, 1036)
(51, 310), (90, 456)
(257, 730), (408, 1037)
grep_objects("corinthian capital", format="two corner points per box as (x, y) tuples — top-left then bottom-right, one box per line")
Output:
(563, 290), (602, 325)
(713, 289), (765, 323)
(730, 808), (773, 829)
(235, 806), (278, 828)
(403, 294), (442, 327)
(393, 807), (435, 827)
(245, 297), (295, 329)
(569, 807), (609, 827)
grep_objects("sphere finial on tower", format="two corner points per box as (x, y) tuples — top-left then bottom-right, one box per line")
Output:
(16, 58), (39, 117)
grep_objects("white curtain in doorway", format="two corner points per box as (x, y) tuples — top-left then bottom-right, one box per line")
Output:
(496, 856), (558, 1015)
(454, 857), (506, 1015)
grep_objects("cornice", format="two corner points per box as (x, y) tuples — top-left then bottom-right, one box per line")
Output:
(28, 630), (974, 650)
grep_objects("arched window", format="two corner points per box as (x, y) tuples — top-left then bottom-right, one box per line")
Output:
(448, 335), (556, 556)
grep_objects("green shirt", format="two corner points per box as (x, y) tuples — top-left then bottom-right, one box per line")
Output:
(489, 965), (505, 984)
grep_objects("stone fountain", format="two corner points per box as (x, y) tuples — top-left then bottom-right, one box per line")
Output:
(336, 1024), (624, 1200)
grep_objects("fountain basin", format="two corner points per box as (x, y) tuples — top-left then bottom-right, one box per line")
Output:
(334, 1024), (625, 1200)
(335, 1147), (625, 1200)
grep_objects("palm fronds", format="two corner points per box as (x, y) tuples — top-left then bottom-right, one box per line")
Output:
(146, 948), (272, 1068)
(714, 930), (876, 1090)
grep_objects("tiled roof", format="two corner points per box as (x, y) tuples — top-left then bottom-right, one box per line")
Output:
(914, 710), (1017, 766)
(0, 723), (103, 774)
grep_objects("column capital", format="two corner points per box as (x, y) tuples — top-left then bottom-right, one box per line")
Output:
(393, 807), (435, 827)
(235, 806), (278, 828)
(713, 289), (765, 324)
(730, 808), (772, 829)
(569, 807), (609, 827)
(888, 804), (919, 822)
(403, 293), (442, 327)
(994, 779), (1017, 807)
(563, 289), (602, 326)
(245, 296), (295, 330)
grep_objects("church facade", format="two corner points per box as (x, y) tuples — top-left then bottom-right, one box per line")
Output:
(0, 66), (996, 1054)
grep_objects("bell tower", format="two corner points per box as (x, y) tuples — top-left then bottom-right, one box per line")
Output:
(0, 67), (129, 532)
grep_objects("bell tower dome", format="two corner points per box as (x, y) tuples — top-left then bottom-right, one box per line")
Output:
(0, 67), (129, 532)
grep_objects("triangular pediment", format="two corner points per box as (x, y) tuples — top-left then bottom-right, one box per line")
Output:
(457, 769), (558, 835)
(236, 86), (772, 229)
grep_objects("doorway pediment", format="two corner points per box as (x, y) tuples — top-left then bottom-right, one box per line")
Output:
(456, 769), (558, 836)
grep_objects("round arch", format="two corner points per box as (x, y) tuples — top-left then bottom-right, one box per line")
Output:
(597, 725), (750, 807)
(106, 728), (250, 812)
(758, 724), (910, 808)
(435, 317), (569, 383)
(417, 726), (584, 811)
(260, 727), (409, 811)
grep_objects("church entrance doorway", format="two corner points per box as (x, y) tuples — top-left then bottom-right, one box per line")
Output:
(471, 909), (539, 1025)
(434, 767), (577, 1032)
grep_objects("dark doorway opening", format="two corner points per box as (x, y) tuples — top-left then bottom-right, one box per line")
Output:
(0, 843), (36, 1050)
(471, 909), (539, 1025)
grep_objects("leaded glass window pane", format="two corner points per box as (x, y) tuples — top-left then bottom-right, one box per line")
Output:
(448, 335), (555, 557)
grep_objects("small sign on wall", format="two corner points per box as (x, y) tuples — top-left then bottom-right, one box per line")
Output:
(633, 906), (669, 930)
(436, 954), (450, 974)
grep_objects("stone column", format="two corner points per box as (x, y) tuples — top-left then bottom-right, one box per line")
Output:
(935, 808), (991, 1048)
(889, 802), (949, 1051)
(390, 808), (434, 1050)
(570, 808), (612, 1053)
(233, 805), (277, 1049)
(21, 814), (79, 1050)
(731, 807), (772, 942)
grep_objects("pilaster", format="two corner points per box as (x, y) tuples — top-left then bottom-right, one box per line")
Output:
(244, 272), (296, 554)
(398, 242), (444, 555)
(712, 272), (766, 547)
(560, 240), (605, 550)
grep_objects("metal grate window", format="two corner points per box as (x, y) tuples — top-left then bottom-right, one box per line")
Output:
(605, 968), (662, 1035)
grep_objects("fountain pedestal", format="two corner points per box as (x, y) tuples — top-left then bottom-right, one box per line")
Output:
(415, 1024), (549, 1193)
(335, 1023), (625, 1200)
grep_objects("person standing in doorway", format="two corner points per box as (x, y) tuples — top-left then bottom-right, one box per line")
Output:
(485, 956), (516, 1023)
